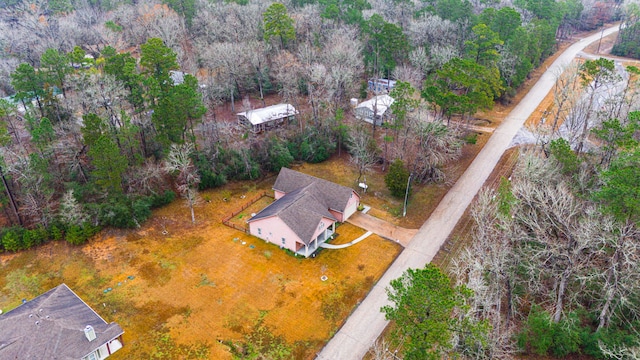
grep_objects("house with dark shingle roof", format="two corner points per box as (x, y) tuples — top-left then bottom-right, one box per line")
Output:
(248, 168), (360, 257)
(0, 283), (124, 360)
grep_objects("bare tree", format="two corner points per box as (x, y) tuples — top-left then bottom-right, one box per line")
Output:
(164, 143), (200, 224)
(127, 159), (167, 196)
(271, 50), (302, 111)
(58, 189), (88, 227)
(247, 40), (270, 107)
(367, 339), (401, 360)
(576, 59), (620, 154)
(453, 188), (519, 358)
(592, 221), (640, 331)
(402, 117), (462, 183)
(510, 154), (602, 323)
(191, 1), (263, 44)
(321, 27), (363, 115)
(549, 63), (582, 136)
(407, 13), (459, 49)
(347, 124), (379, 184)
(202, 41), (251, 113)
(392, 64), (423, 90)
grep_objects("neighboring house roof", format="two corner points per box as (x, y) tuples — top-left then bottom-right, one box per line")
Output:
(272, 167), (356, 214)
(0, 284), (124, 360)
(251, 185), (337, 244)
(170, 70), (185, 85)
(237, 104), (298, 126)
(356, 95), (394, 116)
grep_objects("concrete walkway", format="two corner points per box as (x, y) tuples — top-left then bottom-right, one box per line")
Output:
(346, 212), (418, 247)
(320, 231), (373, 249)
(316, 24), (621, 360)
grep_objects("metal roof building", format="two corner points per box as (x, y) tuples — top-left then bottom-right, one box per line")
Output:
(354, 95), (394, 126)
(237, 104), (298, 133)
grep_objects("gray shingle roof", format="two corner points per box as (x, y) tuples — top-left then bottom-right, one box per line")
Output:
(272, 168), (356, 214)
(250, 185), (337, 244)
(0, 284), (124, 360)
(250, 168), (357, 244)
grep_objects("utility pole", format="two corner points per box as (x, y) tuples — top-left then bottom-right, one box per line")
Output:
(402, 173), (412, 217)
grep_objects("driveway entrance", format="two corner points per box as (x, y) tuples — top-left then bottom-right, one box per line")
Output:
(346, 212), (418, 247)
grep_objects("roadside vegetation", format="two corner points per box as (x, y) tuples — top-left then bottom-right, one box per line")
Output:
(373, 53), (640, 360)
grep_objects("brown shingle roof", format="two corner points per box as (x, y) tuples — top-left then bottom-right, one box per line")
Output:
(0, 284), (123, 360)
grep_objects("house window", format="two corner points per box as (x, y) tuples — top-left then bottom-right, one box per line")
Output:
(83, 352), (98, 360)
(258, 228), (261, 235)
(282, 238), (286, 245)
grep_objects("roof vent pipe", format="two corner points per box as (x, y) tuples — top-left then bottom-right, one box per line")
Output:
(84, 325), (96, 341)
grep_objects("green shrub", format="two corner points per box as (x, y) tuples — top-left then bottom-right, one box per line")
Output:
(50, 224), (65, 241)
(133, 197), (152, 223)
(1, 227), (25, 252)
(97, 197), (137, 228)
(267, 138), (294, 172)
(66, 225), (86, 245)
(518, 306), (583, 357)
(66, 222), (101, 245)
(193, 151), (227, 190)
(582, 320), (640, 358)
(550, 138), (580, 175)
(385, 159), (411, 198)
(150, 190), (176, 208)
(22, 226), (49, 248)
(464, 132), (478, 144)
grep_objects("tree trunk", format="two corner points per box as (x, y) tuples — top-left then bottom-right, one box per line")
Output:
(230, 88), (235, 113)
(258, 71), (265, 107)
(505, 275), (513, 325)
(598, 246), (621, 330)
(0, 165), (22, 226)
(577, 81), (600, 154)
(553, 270), (570, 323)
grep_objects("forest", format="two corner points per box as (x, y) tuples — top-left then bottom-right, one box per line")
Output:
(0, 0), (638, 358)
(0, 0), (614, 247)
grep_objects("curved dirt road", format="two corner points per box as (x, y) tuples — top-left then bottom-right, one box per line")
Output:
(316, 24), (621, 360)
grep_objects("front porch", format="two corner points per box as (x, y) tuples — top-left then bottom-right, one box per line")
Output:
(296, 225), (335, 258)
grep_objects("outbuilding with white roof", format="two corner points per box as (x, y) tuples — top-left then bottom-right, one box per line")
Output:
(354, 95), (394, 126)
(237, 104), (298, 133)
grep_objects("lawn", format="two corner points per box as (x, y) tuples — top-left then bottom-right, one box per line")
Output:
(0, 160), (403, 359)
(1, 141), (486, 359)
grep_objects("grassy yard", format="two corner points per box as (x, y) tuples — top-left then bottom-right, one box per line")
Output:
(1, 143), (486, 359)
(0, 158), (404, 359)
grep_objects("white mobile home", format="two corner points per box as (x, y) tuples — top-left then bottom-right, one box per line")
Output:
(354, 95), (394, 126)
(368, 78), (396, 94)
(237, 104), (298, 133)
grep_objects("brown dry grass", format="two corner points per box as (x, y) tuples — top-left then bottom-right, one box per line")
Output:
(0, 164), (403, 359)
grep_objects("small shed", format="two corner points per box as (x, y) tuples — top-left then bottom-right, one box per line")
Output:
(368, 78), (396, 94)
(237, 104), (298, 133)
(354, 95), (394, 126)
